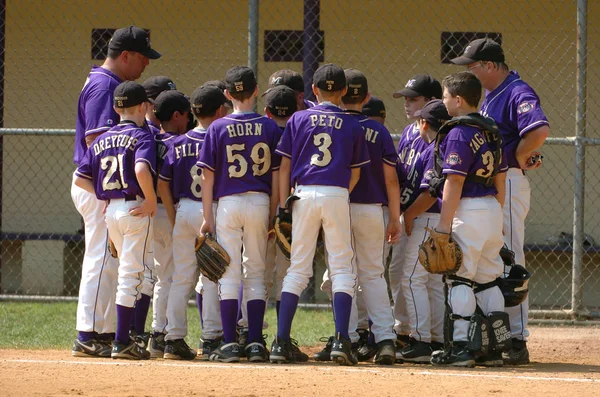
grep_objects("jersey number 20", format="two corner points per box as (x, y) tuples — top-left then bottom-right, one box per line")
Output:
(226, 143), (271, 178)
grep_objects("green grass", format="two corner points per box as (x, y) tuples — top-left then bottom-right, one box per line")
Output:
(0, 302), (335, 349)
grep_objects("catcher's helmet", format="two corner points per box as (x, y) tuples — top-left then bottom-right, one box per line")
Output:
(497, 264), (531, 307)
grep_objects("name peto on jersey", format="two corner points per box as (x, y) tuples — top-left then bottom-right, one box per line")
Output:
(92, 134), (138, 156)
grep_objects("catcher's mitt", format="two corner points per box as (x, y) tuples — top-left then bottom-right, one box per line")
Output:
(108, 239), (118, 258)
(418, 227), (463, 275)
(195, 233), (231, 283)
(273, 195), (299, 259)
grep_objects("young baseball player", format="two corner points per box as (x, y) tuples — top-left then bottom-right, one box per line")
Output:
(429, 72), (507, 367)
(198, 66), (282, 363)
(74, 81), (157, 360)
(451, 38), (550, 365)
(142, 76), (177, 135)
(362, 95), (387, 125)
(133, 90), (189, 358)
(158, 85), (227, 360)
(71, 26), (160, 358)
(270, 63), (369, 366)
(389, 75), (442, 355)
(397, 99), (451, 363)
(342, 68), (400, 365)
(268, 69), (316, 110)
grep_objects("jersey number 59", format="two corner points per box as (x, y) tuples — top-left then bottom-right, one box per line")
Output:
(226, 143), (271, 178)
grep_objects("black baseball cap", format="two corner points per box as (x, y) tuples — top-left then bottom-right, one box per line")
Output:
(393, 74), (442, 99)
(313, 64), (346, 92)
(201, 80), (232, 108)
(343, 69), (368, 99)
(108, 26), (161, 59)
(113, 81), (151, 108)
(142, 76), (176, 100)
(451, 38), (505, 65)
(262, 85), (298, 118)
(153, 90), (191, 122)
(190, 85), (227, 115)
(414, 99), (451, 131)
(268, 69), (304, 93)
(225, 66), (257, 94)
(363, 96), (386, 119)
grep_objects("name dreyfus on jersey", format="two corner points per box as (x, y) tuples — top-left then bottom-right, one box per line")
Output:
(92, 134), (138, 156)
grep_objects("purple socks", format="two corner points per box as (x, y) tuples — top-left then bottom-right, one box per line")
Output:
(277, 292), (299, 340)
(116, 305), (135, 344)
(247, 299), (266, 343)
(77, 331), (96, 342)
(196, 292), (203, 327)
(220, 299), (239, 343)
(333, 292), (352, 340)
(131, 293), (151, 335)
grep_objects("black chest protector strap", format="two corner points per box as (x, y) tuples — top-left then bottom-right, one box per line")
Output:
(428, 114), (503, 197)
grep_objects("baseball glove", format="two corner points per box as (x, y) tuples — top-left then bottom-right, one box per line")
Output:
(273, 195), (300, 259)
(195, 233), (231, 283)
(108, 239), (118, 258)
(418, 227), (463, 275)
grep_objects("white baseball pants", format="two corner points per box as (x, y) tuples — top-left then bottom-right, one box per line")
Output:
(401, 212), (444, 343)
(71, 173), (118, 334)
(282, 185), (356, 298)
(447, 196), (505, 342)
(503, 168), (531, 341)
(151, 204), (173, 334)
(389, 215), (410, 335)
(104, 198), (154, 309)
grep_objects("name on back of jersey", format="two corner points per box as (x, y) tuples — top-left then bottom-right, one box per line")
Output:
(468, 132), (486, 153)
(365, 127), (379, 143)
(174, 142), (200, 159)
(93, 135), (138, 156)
(226, 122), (263, 137)
(309, 114), (343, 129)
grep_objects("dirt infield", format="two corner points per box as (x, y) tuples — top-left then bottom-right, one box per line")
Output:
(1, 326), (599, 397)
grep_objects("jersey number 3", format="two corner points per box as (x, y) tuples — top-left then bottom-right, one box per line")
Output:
(226, 143), (271, 178)
(476, 151), (494, 178)
(311, 133), (332, 167)
(101, 154), (128, 190)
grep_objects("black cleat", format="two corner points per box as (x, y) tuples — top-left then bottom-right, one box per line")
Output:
(313, 336), (334, 361)
(330, 334), (358, 366)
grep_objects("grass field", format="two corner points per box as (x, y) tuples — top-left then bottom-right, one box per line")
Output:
(0, 301), (334, 349)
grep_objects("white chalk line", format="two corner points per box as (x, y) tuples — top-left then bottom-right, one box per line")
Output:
(3, 359), (600, 384)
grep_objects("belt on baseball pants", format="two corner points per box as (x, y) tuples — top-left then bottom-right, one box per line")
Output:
(108, 194), (138, 204)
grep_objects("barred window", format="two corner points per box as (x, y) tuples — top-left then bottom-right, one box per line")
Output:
(264, 30), (325, 62)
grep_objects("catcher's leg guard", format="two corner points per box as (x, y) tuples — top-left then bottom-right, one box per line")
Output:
(473, 280), (512, 353)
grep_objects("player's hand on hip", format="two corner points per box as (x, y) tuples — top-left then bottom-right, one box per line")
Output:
(518, 150), (543, 171)
(386, 218), (402, 244)
(200, 219), (215, 235)
(129, 199), (157, 218)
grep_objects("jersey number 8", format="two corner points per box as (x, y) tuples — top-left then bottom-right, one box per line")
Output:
(226, 142), (271, 178)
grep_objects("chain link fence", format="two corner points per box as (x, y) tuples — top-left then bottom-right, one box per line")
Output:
(0, 1), (599, 320)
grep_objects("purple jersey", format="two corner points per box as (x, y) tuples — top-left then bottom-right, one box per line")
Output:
(439, 123), (508, 198)
(155, 132), (177, 200)
(480, 71), (549, 169)
(275, 103), (370, 189)
(348, 114), (397, 205)
(160, 128), (205, 201)
(397, 123), (420, 161)
(75, 121), (156, 200)
(303, 99), (316, 109)
(146, 119), (161, 136)
(197, 113), (282, 200)
(414, 142), (440, 213)
(74, 66), (122, 165)
(398, 136), (427, 211)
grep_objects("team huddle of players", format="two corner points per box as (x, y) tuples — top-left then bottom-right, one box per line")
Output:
(72, 26), (549, 368)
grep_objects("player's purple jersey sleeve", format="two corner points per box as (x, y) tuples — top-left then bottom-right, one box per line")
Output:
(75, 148), (94, 180)
(275, 124), (292, 159)
(136, 133), (157, 175)
(82, 90), (119, 137)
(159, 147), (174, 181)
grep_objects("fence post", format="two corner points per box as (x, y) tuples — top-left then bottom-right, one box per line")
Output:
(248, 0), (259, 112)
(572, 0), (588, 318)
(303, 0), (320, 102)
